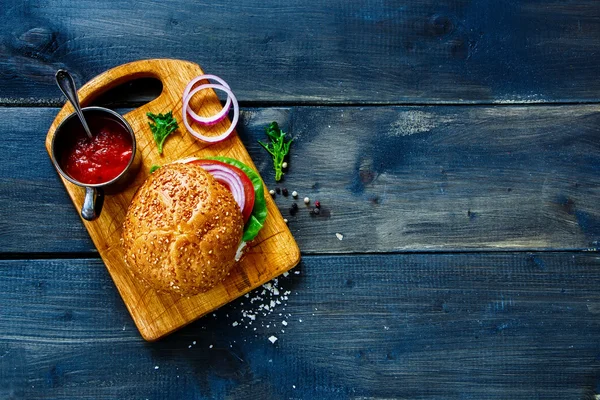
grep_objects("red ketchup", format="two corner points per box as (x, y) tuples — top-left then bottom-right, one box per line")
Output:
(61, 116), (133, 185)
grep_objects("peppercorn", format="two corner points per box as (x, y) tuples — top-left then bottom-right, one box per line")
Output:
(312, 207), (320, 215)
(282, 188), (289, 196)
(289, 203), (299, 216)
(269, 189), (276, 196)
(292, 191), (298, 198)
(276, 187), (281, 194)
(315, 200), (321, 208)
(282, 162), (288, 169)
(304, 197), (310, 204)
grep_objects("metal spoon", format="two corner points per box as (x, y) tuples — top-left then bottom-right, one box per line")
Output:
(55, 69), (93, 139)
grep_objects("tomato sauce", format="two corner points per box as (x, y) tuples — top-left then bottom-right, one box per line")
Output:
(61, 116), (133, 185)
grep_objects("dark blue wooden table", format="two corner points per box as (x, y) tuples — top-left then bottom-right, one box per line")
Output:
(2, 1), (600, 399)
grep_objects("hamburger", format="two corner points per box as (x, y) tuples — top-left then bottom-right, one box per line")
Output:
(121, 157), (267, 296)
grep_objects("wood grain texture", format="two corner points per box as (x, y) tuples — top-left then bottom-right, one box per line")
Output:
(1, 0), (600, 105)
(1, 253), (600, 399)
(3, 104), (599, 254)
(43, 59), (299, 341)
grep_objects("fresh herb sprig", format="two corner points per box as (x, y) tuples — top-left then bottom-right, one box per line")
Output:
(147, 111), (178, 154)
(258, 122), (292, 181)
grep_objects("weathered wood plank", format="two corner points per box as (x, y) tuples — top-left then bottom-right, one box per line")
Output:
(1, 253), (599, 399)
(1, 0), (600, 104)
(2, 104), (600, 253)
(0, 109), (94, 253)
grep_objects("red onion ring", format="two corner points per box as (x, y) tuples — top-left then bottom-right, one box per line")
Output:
(183, 74), (232, 125)
(197, 163), (245, 212)
(182, 83), (239, 143)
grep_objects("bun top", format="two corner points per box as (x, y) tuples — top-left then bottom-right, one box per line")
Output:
(121, 162), (244, 296)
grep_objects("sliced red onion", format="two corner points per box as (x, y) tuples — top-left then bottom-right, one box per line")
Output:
(234, 241), (247, 261)
(197, 163), (245, 212)
(182, 83), (239, 143)
(183, 74), (232, 125)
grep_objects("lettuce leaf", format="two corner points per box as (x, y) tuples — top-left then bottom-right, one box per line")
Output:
(208, 156), (268, 242)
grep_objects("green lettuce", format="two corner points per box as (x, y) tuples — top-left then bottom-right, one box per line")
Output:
(208, 156), (268, 242)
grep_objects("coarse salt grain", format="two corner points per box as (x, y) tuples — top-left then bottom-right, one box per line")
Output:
(223, 276), (300, 342)
(336, 233), (344, 240)
(268, 336), (278, 344)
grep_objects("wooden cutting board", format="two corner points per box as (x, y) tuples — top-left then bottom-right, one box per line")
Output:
(45, 59), (300, 341)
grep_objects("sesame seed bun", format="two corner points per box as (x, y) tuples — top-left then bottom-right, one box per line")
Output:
(121, 162), (244, 296)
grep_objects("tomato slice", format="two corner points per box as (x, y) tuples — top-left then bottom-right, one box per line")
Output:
(187, 159), (255, 223)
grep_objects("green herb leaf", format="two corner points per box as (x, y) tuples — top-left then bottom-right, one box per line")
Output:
(208, 156), (268, 242)
(149, 165), (160, 174)
(147, 111), (178, 154)
(259, 121), (292, 181)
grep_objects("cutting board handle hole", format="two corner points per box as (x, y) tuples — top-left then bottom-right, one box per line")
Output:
(88, 77), (163, 109)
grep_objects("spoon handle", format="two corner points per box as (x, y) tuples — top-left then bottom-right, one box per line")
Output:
(55, 69), (93, 139)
